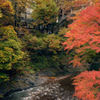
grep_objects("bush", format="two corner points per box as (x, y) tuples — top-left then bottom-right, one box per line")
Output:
(0, 26), (25, 83)
(22, 29), (71, 71)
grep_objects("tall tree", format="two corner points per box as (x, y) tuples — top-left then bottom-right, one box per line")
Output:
(31, 0), (59, 26)
(0, 0), (14, 26)
(63, 0), (100, 67)
(63, 0), (100, 99)
(0, 0), (26, 83)
(10, 0), (31, 27)
(0, 26), (25, 83)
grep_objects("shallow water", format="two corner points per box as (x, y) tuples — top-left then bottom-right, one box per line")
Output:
(3, 73), (79, 100)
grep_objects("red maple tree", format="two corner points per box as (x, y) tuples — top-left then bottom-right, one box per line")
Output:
(73, 71), (100, 100)
(63, 0), (100, 67)
(63, 0), (100, 99)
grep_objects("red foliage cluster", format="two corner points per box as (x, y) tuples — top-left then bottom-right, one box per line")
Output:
(63, 0), (100, 67)
(73, 71), (100, 100)
(63, 0), (100, 99)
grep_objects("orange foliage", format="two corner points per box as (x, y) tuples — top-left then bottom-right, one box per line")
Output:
(73, 71), (100, 100)
(63, 1), (100, 99)
(63, 0), (100, 66)
(0, 0), (13, 12)
(0, 0), (14, 26)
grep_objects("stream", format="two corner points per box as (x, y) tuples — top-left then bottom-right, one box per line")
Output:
(3, 73), (79, 100)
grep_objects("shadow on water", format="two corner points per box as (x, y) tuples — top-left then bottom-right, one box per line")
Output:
(58, 73), (79, 91)
(34, 72), (80, 100)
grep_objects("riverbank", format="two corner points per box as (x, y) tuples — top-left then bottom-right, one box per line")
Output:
(0, 67), (80, 99)
(3, 72), (80, 100)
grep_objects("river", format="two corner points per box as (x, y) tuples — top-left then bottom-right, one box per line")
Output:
(3, 73), (79, 100)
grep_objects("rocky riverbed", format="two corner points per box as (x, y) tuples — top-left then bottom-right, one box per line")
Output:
(0, 68), (80, 100)
(2, 72), (80, 100)
(0, 69), (57, 98)
(24, 75), (78, 100)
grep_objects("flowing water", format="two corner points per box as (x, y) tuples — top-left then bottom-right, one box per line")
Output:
(3, 73), (79, 100)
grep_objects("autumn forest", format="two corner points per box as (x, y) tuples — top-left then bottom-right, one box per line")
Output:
(0, 0), (100, 99)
